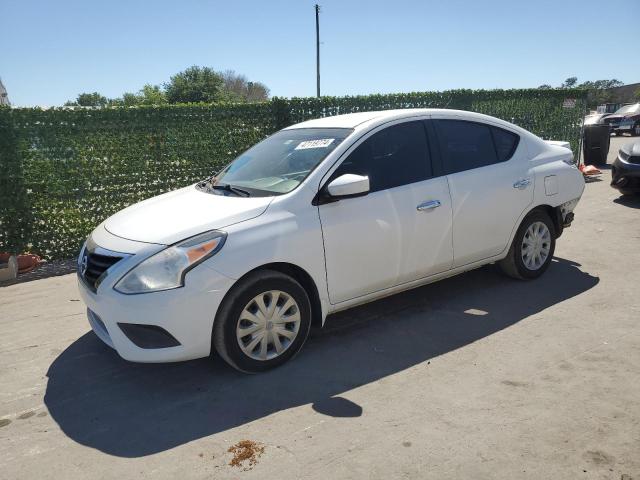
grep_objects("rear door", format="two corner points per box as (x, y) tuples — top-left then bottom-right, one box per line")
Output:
(431, 116), (533, 267)
(318, 120), (453, 304)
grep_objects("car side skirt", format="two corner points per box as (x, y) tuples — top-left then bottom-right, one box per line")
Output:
(327, 253), (507, 315)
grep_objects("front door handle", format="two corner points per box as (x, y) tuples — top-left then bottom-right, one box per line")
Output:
(417, 200), (441, 211)
(513, 178), (531, 189)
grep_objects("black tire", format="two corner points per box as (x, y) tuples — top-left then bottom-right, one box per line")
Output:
(498, 210), (556, 280)
(212, 269), (312, 373)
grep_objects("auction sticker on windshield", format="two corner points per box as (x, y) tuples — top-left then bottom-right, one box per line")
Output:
(295, 139), (335, 150)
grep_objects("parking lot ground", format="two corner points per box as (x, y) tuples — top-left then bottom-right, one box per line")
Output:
(1, 136), (639, 479)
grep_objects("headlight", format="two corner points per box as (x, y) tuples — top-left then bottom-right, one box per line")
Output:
(114, 230), (226, 294)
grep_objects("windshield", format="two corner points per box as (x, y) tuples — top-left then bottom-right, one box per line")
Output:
(614, 104), (639, 115)
(212, 128), (352, 196)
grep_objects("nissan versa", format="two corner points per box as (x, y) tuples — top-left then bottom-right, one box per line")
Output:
(77, 109), (585, 373)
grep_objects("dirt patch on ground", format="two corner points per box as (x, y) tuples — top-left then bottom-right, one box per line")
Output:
(228, 440), (265, 470)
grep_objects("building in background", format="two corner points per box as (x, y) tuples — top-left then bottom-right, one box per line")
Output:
(607, 82), (640, 104)
(0, 78), (9, 106)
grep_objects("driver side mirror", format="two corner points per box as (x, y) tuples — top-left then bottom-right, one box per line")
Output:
(323, 174), (370, 201)
(314, 173), (370, 206)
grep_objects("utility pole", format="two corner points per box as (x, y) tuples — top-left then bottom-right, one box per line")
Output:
(315, 4), (321, 98)
(0, 77), (9, 106)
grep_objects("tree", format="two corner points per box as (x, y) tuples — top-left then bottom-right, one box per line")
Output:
(164, 66), (224, 103)
(118, 84), (167, 106)
(120, 92), (139, 106)
(65, 92), (108, 107)
(139, 84), (167, 105)
(579, 79), (623, 90)
(220, 70), (248, 100)
(552, 77), (625, 106)
(246, 81), (270, 102)
(63, 67), (269, 106)
(634, 88), (640, 102)
(220, 70), (270, 102)
(579, 79), (624, 106)
(538, 84), (552, 89)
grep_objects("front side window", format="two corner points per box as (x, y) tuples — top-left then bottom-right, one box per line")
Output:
(212, 128), (352, 196)
(435, 120), (519, 174)
(332, 121), (431, 192)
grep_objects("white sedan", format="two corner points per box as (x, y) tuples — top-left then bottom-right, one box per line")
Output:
(77, 109), (585, 373)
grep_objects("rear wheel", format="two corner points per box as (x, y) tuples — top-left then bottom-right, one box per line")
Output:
(212, 270), (311, 373)
(499, 210), (556, 280)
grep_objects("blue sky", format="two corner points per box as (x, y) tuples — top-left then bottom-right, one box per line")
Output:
(2, 0), (638, 106)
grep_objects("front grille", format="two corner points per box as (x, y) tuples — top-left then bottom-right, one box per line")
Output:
(80, 250), (123, 291)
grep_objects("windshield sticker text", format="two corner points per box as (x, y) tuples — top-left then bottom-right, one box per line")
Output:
(295, 139), (335, 150)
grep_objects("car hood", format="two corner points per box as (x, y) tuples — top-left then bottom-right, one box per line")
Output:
(621, 140), (640, 157)
(584, 114), (607, 125)
(608, 111), (640, 121)
(104, 185), (273, 245)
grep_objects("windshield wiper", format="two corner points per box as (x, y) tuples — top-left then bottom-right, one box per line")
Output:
(210, 183), (251, 197)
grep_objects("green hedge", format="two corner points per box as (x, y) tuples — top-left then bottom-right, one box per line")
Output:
(0, 89), (587, 260)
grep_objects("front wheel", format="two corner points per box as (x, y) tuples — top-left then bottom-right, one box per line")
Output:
(212, 270), (312, 373)
(499, 210), (556, 280)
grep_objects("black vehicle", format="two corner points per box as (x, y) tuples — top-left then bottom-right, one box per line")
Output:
(611, 139), (640, 195)
(602, 103), (640, 136)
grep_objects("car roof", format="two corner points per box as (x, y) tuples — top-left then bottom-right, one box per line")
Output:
(285, 108), (527, 134)
(284, 110), (395, 129)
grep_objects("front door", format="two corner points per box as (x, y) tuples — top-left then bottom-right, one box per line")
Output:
(318, 120), (454, 304)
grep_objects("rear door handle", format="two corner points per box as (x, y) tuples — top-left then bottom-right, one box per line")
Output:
(513, 178), (531, 189)
(417, 200), (441, 211)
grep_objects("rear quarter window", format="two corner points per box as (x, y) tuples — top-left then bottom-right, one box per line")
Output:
(491, 127), (520, 161)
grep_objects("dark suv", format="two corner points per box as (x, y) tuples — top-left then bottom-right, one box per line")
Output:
(611, 139), (640, 195)
(602, 103), (640, 136)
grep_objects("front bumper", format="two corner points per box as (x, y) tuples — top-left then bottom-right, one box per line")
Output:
(77, 231), (236, 363)
(611, 156), (640, 194)
(616, 122), (633, 133)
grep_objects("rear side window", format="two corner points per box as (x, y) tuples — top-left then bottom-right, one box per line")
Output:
(492, 127), (519, 161)
(332, 121), (431, 192)
(434, 120), (519, 174)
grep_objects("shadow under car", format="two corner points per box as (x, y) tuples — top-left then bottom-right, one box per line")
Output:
(44, 257), (598, 457)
